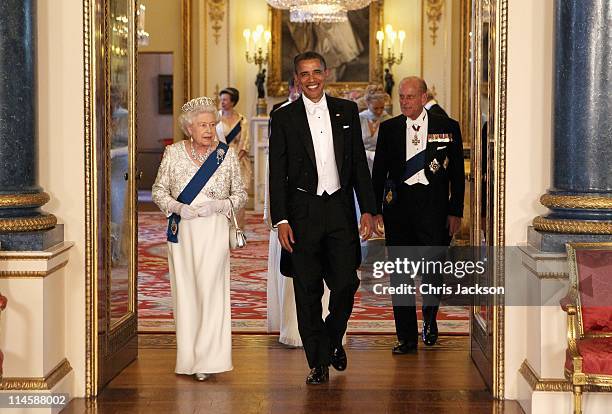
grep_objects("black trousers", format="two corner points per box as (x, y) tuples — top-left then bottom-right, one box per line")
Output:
(383, 183), (450, 344)
(289, 190), (360, 368)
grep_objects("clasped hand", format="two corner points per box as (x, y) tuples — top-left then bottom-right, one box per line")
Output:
(278, 213), (378, 254)
(169, 199), (231, 220)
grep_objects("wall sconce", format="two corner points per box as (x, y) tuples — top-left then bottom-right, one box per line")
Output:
(243, 24), (271, 116)
(376, 24), (405, 97)
(137, 4), (150, 46)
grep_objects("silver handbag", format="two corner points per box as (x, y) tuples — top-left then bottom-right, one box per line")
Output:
(229, 199), (247, 249)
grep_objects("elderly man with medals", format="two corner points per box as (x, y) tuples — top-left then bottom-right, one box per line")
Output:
(372, 76), (465, 354)
(152, 96), (247, 381)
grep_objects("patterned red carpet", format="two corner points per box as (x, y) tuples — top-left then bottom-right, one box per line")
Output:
(137, 211), (469, 333)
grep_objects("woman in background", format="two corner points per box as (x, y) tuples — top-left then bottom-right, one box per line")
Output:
(358, 85), (390, 262)
(217, 87), (251, 228)
(359, 84), (391, 173)
(152, 96), (247, 381)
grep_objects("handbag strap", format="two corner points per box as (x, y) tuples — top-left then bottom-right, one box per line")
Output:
(228, 198), (241, 229)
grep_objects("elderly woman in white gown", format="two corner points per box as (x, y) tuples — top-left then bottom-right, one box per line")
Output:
(152, 96), (247, 381)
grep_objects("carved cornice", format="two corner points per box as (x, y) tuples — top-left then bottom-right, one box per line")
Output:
(0, 261), (68, 279)
(0, 214), (57, 232)
(0, 192), (50, 208)
(425, 0), (444, 45)
(520, 360), (572, 392)
(521, 359), (612, 392)
(536, 272), (569, 280)
(208, 0), (225, 45)
(533, 216), (612, 235)
(0, 359), (72, 390)
(541, 194), (612, 210)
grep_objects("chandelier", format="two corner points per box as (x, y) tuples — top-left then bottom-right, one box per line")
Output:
(266, 0), (372, 23)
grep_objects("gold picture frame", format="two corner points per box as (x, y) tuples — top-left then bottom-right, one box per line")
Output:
(267, 1), (384, 97)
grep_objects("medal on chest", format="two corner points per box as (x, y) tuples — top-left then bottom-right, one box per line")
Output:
(411, 124), (421, 146)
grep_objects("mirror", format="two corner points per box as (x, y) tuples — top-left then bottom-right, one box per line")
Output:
(108, 0), (135, 327)
(471, 0), (494, 333)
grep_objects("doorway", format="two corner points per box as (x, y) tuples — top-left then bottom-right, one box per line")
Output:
(84, 0), (508, 399)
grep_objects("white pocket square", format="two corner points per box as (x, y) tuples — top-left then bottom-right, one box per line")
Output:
(436, 146), (447, 150)
(343, 125), (350, 129)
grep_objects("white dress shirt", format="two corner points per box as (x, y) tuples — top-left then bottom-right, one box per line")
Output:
(404, 109), (429, 185)
(303, 94), (341, 196)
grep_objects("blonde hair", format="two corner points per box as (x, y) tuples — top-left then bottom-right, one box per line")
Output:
(364, 84), (388, 103)
(178, 96), (220, 136)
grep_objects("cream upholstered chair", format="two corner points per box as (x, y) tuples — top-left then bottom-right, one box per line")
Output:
(561, 242), (612, 414)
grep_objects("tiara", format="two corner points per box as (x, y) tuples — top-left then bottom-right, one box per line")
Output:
(181, 96), (217, 113)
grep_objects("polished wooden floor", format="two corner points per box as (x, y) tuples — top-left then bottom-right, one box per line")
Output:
(64, 334), (523, 414)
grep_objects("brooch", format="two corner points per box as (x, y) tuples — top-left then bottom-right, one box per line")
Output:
(429, 159), (440, 174)
(170, 220), (178, 235)
(216, 148), (226, 165)
(443, 156), (449, 170)
(385, 189), (394, 204)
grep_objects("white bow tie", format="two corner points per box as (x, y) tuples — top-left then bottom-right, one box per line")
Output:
(305, 100), (327, 115)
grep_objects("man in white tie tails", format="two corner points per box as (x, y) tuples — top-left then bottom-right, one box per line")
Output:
(371, 76), (465, 354)
(268, 51), (376, 384)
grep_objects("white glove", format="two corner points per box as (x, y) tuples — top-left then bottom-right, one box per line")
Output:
(197, 199), (232, 218)
(168, 199), (199, 220)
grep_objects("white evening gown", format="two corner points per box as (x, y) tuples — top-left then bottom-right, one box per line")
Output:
(168, 192), (233, 373)
(152, 141), (247, 374)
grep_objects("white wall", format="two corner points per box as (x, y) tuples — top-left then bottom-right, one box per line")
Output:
(504, 0), (555, 399)
(384, 0), (422, 113)
(139, 0), (184, 141)
(37, 0), (86, 398)
(229, 0), (270, 120)
(137, 53), (174, 149)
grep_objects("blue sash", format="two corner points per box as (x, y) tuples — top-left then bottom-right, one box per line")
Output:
(167, 142), (229, 243)
(225, 119), (242, 144)
(384, 150), (427, 206)
(401, 150), (427, 182)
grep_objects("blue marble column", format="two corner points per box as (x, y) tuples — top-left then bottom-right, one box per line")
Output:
(530, 0), (612, 252)
(0, 0), (61, 250)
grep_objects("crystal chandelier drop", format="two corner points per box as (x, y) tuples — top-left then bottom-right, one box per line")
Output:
(267, 0), (372, 23)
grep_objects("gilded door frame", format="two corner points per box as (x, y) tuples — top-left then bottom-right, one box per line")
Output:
(468, 0), (507, 400)
(84, 0), (139, 397)
(83, 0), (509, 400)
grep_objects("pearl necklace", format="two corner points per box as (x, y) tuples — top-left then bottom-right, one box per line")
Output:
(190, 140), (214, 164)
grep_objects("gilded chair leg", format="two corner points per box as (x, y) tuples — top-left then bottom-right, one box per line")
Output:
(573, 385), (582, 414)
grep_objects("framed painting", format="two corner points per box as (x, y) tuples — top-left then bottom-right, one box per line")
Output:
(267, 1), (384, 97)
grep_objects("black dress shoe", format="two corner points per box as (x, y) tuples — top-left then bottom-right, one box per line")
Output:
(422, 319), (439, 346)
(330, 346), (347, 371)
(306, 365), (329, 384)
(392, 340), (417, 354)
